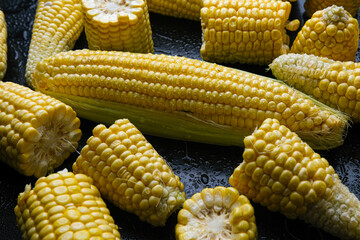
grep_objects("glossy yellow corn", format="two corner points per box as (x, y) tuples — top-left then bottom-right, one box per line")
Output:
(270, 53), (360, 122)
(33, 49), (349, 150)
(229, 118), (360, 240)
(200, 0), (300, 65)
(147, 0), (202, 21)
(25, 0), (83, 88)
(0, 10), (7, 80)
(82, 0), (154, 53)
(304, 0), (360, 17)
(291, 5), (359, 61)
(14, 170), (121, 240)
(72, 119), (186, 226)
(176, 186), (257, 240)
(0, 81), (82, 177)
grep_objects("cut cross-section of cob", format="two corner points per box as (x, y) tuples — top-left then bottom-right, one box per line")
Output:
(200, 0), (300, 65)
(147, 0), (203, 21)
(291, 5), (359, 61)
(82, 0), (154, 53)
(14, 170), (121, 240)
(229, 118), (360, 240)
(175, 186), (257, 240)
(33, 49), (349, 150)
(0, 81), (82, 177)
(304, 0), (360, 17)
(72, 119), (186, 226)
(25, 0), (83, 88)
(0, 10), (7, 80)
(269, 53), (360, 122)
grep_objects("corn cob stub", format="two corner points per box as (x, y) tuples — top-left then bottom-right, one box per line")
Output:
(176, 186), (257, 240)
(229, 118), (360, 240)
(290, 5), (359, 61)
(72, 119), (186, 226)
(25, 0), (83, 88)
(147, 0), (203, 21)
(304, 0), (360, 17)
(0, 10), (7, 80)
(14, 170), (121, 240)
(0, 81), (82, 177)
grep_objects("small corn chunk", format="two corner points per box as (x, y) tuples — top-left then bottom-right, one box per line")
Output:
(0, 10), (7, 80)
(72, 119), (186, 226)
(25, 0), (83, 88)
(229, 118), (360, 240)
(82, 0), (154, 53)
(200, 0), (299, 65)
(0, 81), (82, 177)
(291, 5), (359, 61)
(33, 49), (349, 150)
(270, 53), (360, 122)
(147, 0), (202, 21)
(14, 170), (121, 240)
(304, 0), (360, 17)
(175, 186), (257, 240)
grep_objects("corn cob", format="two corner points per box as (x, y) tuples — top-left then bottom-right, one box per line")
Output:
(270, 53), (360, 122)
(33, 49), (349, 150)
(72, 119), (186, 226)
(82, 0), (154, 53)
(0, 10), (7, 80)
(304, 0), (360, 17)
(229, 118), (360, 240)
(200, 0), (300, 65)
(291, 5), (359, 61)
(25, 0), (83, 88)
(0, 81), (82, 177)
(147, 0), (202, 21)
(175, 186), (257, 240)
(14, 170), (121, 240)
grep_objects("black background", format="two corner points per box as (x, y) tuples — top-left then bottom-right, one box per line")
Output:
(0, 0), (359, 239)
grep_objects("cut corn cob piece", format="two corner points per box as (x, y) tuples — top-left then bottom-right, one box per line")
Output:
(14, 170), (121, 240)
(72, 119), (186, 226)
(270, 53), (360, 122)
(200, 0), (299, 65)
(175, 186), (257, 240)
(229, 118), (360, 240)
(304, 0), (360, 17)
(33, 49), (349, 150)
(291, 5), (359, 61)
(0, 81), (82, 177)
(25, 0), (83, 88)
(82, 0), (154, 53)
(147, 0), (202, 21)
(0, 10), (7, 80)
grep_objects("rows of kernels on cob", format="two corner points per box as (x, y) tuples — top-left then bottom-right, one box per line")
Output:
(304, 0), (360, 17)
(0, 10), (7, 80)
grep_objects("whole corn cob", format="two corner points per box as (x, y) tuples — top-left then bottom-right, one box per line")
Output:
(0, 10), (7, 80)
(270, 53), (360, 122)
(82, 0), (154, 53)
(72, 119), (186, 226)
(229, 118), (360, 240)
(0, 81), (82, 177)
(32, 49), (350, 150)
(147, 0), (202, 21)
(200, 0), (300, 65)
(291, 5), (359, 61)
(25, 0), (83, 88)
(14, 170), (121, 240)
(304, 0), (360, 17)
(175, 186), (257, 240)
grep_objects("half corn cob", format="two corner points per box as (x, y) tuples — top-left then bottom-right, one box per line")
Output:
(14, 170), (121, 240)
(0, 10), (7, 80)
(270, 53), (360, 122)
(147, 0), (202, 21)
(82, 0), (154, 53)
(25, 0), (83, 88)
(32, 49), (349, 150)
(72, 119), (186, 226)
(304, 0), (360, 17)
(176, 186), (257, 240)
(200, 0), (300, 65)
(291, 5), (359, 61)
(0, 81), (82, 177)
(229, 118), (360, 240)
